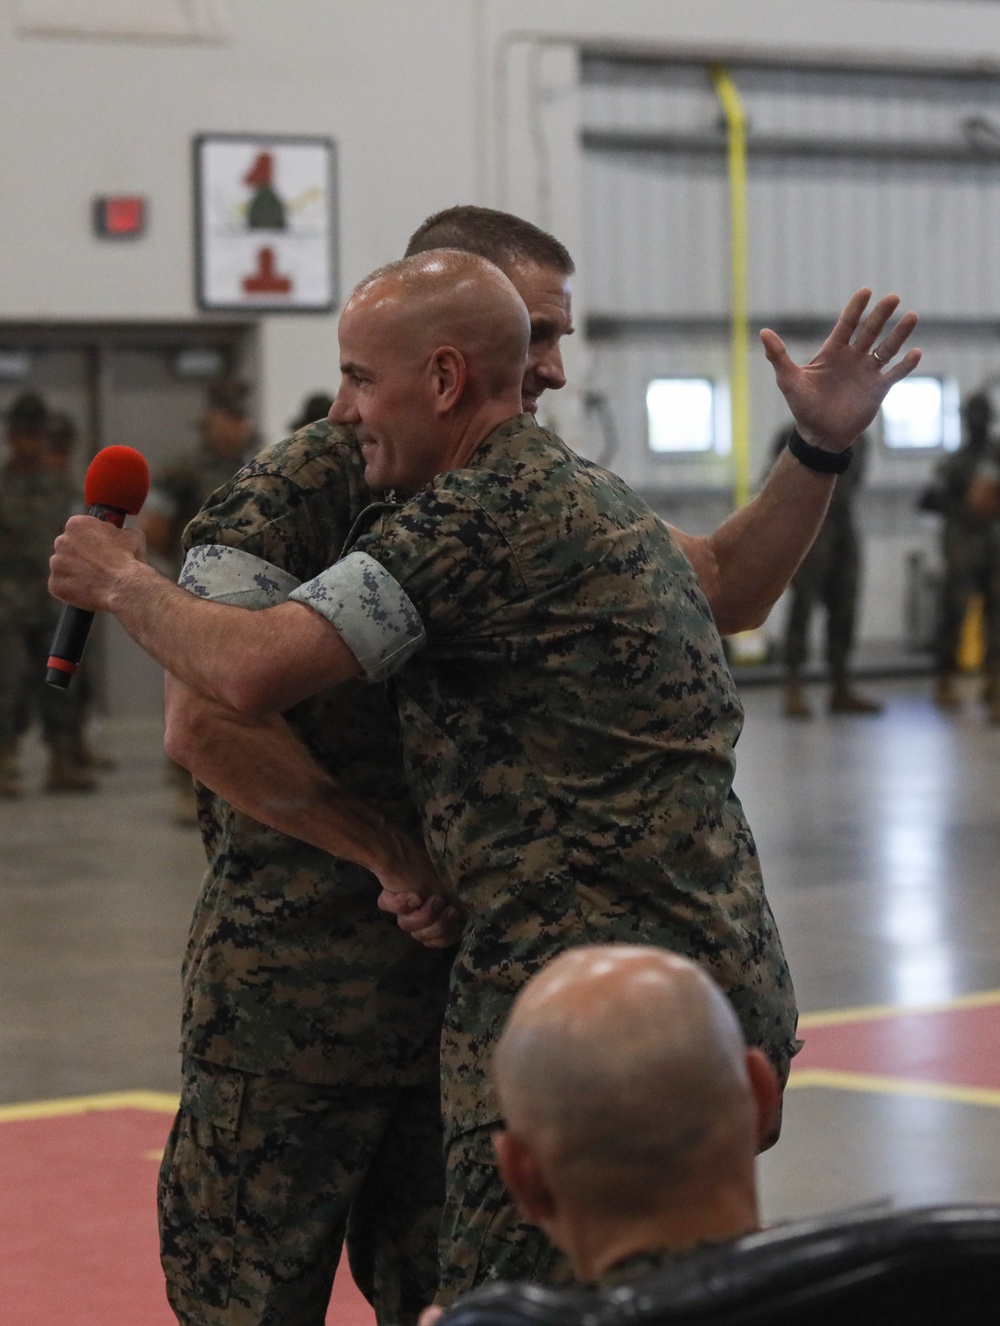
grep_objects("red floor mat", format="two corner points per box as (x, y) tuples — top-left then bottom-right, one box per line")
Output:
(0, 1103), (374, 1326)
(796, 999), (1000, 1092)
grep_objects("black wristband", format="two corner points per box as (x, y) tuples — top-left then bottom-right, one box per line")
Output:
(787, 428), (853, 474)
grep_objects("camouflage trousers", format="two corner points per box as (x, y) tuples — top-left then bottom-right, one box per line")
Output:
(435, 1124), (572, 1307)
(434, 1039), (796, 1307)
(0, 602), (88, 751)
(158, 1057), (445, 1326)
(784, 524), (860, 679)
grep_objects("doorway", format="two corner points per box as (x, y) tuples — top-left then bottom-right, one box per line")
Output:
(0, 321), (258, 716)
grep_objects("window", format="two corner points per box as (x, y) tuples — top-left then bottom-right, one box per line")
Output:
(881, 376), (960, 450)
(646, 377), (729, 455)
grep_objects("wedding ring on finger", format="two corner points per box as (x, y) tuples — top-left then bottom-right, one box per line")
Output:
(871, 347), (886, 364)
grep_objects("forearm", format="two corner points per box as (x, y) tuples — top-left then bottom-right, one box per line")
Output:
(103, 559), (357, 714)
(674, 449), (836, 634)
(165, 677), (442, 892)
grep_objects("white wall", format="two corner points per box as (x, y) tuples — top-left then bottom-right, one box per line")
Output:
(0, 0), (483, 441)
(4, 0), (1000, 480)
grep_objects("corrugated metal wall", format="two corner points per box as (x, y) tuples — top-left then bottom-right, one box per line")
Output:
(580, 56), (1000, 646)
(583, 60), (1000, 319)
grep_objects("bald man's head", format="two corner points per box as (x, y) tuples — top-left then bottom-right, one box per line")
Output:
(329, 250), (530, 491)
(494, 947), (769, 1220)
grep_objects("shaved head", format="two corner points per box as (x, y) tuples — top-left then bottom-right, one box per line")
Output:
(495, 946), (758, 1217)
(347, 250), (530, 397)
(331, 250), (530, 491)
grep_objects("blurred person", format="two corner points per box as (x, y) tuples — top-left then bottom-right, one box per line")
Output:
(289, 392), (334, 433)
(417, 945), (778, 1326)
(142, 378), (256, 575)
(50, 247), (920, 1306)
(45, 411), (115, 772)
(775, 425), (883, 718)
(930, 392), (1000, 717)
(142, 378), (255, 821)
(0, 393), (96, 794)
(493, 946), (774, 1283)
(960, 405), (1000, 723)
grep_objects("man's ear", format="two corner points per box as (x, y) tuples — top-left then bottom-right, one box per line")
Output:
(493, 1130), (556, 1226)
(745, 1048), (782, 1151)
(430, 346), (467, 414)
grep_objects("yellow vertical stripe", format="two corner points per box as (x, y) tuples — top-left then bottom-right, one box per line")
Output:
(709, 65), (751, 510)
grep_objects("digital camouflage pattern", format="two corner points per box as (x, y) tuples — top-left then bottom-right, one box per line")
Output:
(337, 413), (799, 1140)
(149, 443), (254, 573)
(180, 419), (452, 1088)
(783, 433), (867, 680)
(170, 420), (452, 1322)
(159, 1056), (444, 1326)
(436, 1123), (571, 1304)
(0, 464), (86, 751)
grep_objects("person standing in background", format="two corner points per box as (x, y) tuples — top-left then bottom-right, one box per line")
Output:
(142, 379), (256, 576)
(777, 425), (883, 719)
(930, 392), (1000, 719)
(0, 393), (98, 794)
(141, 378), (255, 821)
(45, 410), (114, 774)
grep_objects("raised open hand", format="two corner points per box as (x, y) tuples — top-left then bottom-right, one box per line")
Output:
(760, 289), (921, 453)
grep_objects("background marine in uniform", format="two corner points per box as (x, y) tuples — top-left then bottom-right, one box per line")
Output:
(141, 378), (256, 822)
(0, 392), (98, 795)
(775, 425), (883, 719)
(929, 392), (1000, 719)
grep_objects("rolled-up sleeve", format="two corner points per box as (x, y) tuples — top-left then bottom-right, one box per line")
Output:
(179, 544), (301, 609)
(289, 551), (426, 683)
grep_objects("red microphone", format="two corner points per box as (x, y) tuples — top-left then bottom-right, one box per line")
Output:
(46, 445), (151, 689)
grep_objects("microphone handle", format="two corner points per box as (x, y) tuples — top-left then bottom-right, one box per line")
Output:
(45, 504), (127, 690)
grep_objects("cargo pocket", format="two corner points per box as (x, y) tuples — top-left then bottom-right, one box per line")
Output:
(160, 1058), (245, 1311)
(439, 1124), (563, 1302)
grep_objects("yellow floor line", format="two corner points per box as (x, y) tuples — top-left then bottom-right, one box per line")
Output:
(0, 1090), (179, 1123)
(798, 987), (1000, 1029)
(788, 1068), (1000, 1109)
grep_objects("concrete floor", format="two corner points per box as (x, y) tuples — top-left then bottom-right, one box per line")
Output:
(2, 676), (1000, 1224)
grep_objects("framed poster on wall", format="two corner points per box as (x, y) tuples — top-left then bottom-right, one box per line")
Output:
(194, 133), (337, 312)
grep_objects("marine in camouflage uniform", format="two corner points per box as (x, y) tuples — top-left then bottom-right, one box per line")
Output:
(778, 429), (882, 717)
(144, 379), (256, 577)
(159, 419), (453, 1326)
(144, 379), (257, 822)
(290, 414), (798, 1304)
(931, 393), (1000, 709)
(0, 393), (94, 795)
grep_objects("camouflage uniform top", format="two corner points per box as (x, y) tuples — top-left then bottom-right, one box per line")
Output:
(291, 414), (798, 1136)
(596, 1248), (694, 1286)
(178, 420), (451, 1087)
(933, 440), (997, 546)
(148, 443), (252, 572)
(0, 463), (77, 615)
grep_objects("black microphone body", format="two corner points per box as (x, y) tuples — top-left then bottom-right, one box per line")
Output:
(46, 504), (127, 689)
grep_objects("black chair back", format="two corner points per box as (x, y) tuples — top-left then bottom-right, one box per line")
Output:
(440, 1205), (1000, 1326)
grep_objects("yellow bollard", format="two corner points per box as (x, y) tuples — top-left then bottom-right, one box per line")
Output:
(958, 593), (986, 673)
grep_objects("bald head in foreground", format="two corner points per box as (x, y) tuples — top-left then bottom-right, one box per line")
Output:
(332, 249), (530, 493)
(492, 945), (781, 1285)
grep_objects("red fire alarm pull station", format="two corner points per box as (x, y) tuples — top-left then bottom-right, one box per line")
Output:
(94, 196), (146, 238)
